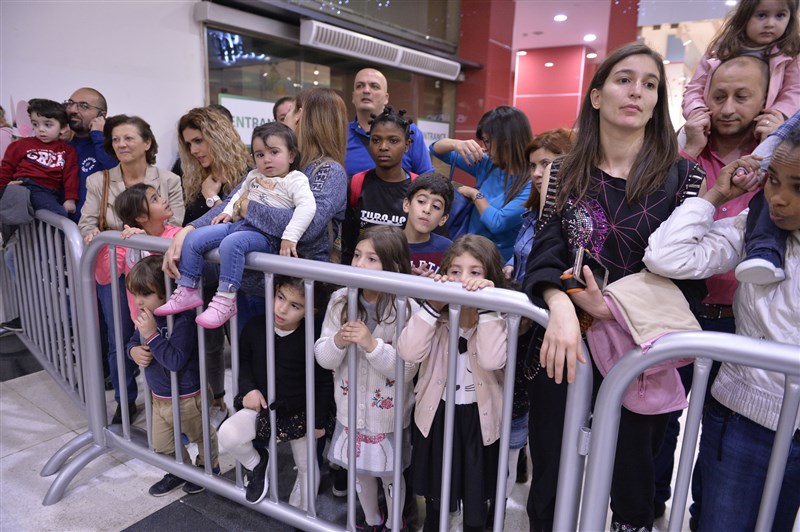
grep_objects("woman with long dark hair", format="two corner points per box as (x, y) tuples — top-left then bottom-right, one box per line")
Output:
(523, 43), (703, 532)
(430, 106), (533, 260)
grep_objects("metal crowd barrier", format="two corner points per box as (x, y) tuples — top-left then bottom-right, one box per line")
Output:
(4, 210), (86, 408)
(580, 332), (800, 531)
(38, 231), (596, 532)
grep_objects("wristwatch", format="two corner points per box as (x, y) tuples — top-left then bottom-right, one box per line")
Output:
(474, 192), (485, 202)
(205, 195), (221, 207)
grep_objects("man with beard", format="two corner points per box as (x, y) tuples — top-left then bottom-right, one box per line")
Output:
(652, 55), (785, 527)
(345, 68), (434, 177)
(64, 87), (117, 221)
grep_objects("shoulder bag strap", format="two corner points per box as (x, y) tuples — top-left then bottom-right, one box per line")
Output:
(98, 169), (110, 231)
(535, 157), (563, 232)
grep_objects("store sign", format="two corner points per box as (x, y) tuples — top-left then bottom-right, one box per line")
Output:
(416, 119), (450, 149)
(218, 94), (276, 146)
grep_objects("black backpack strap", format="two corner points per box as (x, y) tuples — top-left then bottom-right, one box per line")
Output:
(535, 157), (563, 232)
(665, 159), (705, 209)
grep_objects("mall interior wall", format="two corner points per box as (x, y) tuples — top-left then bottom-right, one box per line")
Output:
(0, 0), (206, 166)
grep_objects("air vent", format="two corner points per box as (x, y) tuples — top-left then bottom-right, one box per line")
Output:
(300, 19), (461, 81)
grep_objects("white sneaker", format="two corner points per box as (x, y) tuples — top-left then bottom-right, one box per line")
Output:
(210, 403), (228, 430)
(735, 258), (786, 285)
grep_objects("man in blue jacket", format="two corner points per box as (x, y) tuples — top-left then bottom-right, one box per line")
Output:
(65, 87), (117, 222)
(345, 68), (434, 178)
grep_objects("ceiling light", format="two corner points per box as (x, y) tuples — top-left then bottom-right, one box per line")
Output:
(554, 14), (567, 22)
(725, 0), (736, 5)
(683, 39), (693, 46)
(586, 52), (598, 59)
(663, 59), (671, 65)
(583, 33), (597, 42)
(517, 50), (528, 56)
(313, 69), (320, 75)
(545, 62), (554, 67)
(313, 80), (319, 86)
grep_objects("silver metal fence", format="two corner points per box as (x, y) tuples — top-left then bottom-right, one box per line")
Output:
(5, 211), (85, 407)
(38, 230), (597, 531)
(580, 331), (800, 531)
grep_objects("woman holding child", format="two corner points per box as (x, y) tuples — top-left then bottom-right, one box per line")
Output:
(78, 114), (184, 425)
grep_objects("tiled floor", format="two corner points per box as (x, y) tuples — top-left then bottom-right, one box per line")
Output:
(1, 330), (704, 531)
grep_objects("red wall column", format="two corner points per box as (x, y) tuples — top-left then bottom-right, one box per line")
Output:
(455, 0), (515, 141)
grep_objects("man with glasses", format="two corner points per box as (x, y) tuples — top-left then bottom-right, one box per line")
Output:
(345, 68), (434, 178)
(65, 87), (117, 221)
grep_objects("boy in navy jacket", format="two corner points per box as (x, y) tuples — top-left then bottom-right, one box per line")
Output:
(125, 256), (219, 496)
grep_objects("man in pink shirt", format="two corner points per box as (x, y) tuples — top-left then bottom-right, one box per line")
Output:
(680, 55), (778, 329)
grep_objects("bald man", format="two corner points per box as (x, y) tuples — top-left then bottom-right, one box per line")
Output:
(345, 68), (434, 177)
(653, 55), (785, 527)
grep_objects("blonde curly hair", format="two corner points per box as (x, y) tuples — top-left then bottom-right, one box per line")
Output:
(177, 107), (251, 202)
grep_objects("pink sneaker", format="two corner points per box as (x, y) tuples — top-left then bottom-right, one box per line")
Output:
(195, 294), (237, 329)
(154, 286), (203, 316)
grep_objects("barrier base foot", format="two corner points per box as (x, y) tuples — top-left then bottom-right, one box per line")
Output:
(42, 444), (109, 506)
(40, 431), (94, 477)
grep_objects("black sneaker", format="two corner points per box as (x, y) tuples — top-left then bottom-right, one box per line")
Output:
(516, 445), (529, 484)
(183, 465), (220, 494)
(111, 400), (138, 425)
(1, 317), (22, 332)
(245, 447), (269, 504)
(149, 473), (185, 496)
(183, 479), (205, 494)
(332, 467), (348, 497)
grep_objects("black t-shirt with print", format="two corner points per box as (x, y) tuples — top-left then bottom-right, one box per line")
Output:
(342, 169), (412, 265)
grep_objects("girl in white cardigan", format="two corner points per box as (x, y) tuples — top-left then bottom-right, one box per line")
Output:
(314, 226), (418, 531)
(397, 234), (508, 532)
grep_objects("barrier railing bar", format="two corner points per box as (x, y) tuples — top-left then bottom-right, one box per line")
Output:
(196, 283), (213, 477)
(43, 226), (60, 373)
(304, 278), (319, 519)
(63, 231), (83, 402)
(553, 340), (594, 531)
(580, 331), (800, 530)
(666, 357), (711, 532)
(52, 228), (70, 387)
(438, 304), (461, 531)
(390, 295), (408, 532)
(756, 375), (800, 531)
(73, 233), (573, 530)
(265, 273), (280, 504)
(492, 313), (520, 530)
(346, 286), (358, 532)
(28, 224), (46, 358)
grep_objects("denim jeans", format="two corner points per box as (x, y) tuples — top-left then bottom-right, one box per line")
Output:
(179, 223), (275, 292)
(698, 399), (800, 532)
(97, 277), (137, 403)
(20, 179), (67, 217)
(744, 190), (787, 268)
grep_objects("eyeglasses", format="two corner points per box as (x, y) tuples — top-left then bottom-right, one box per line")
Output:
(63, 99), (105, 113)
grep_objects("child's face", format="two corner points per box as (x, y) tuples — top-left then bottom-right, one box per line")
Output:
(529, 148), (558, 193)
(746, 0), (791, 47)
(445, 252), (485, 283)
(273, 284), (306, 331)
(403, 190), (448, 238)
(352, 239), (383, 271)
(764, 144), (800, 231)
(368, 122), (410, 171)
(134, 290), (166, 314)
(138, 187), (173, 227)
(29, 112), (63, 144)
(252, 135), (295, 177)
